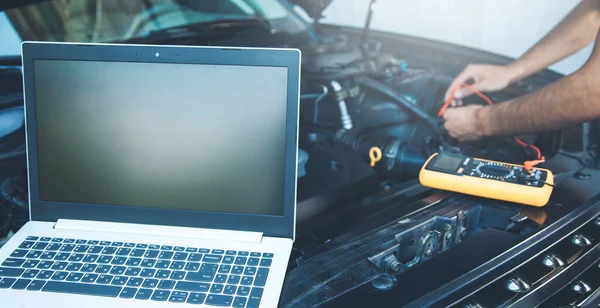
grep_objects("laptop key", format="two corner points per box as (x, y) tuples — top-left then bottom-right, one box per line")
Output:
(119, 287), (137, 299)
(140, 268), (156, 278)
(210, 284), (224, 294)
(54, 253), (71, 261)
(222, 256), (234, 264)
(175, 281), (210, 292)
(173, 246), (185, 252)
(10, 249), (28, 258)
(27, 279), (46, 291)
(186, 247), (198, 253)
(151, 290), (170, 301)
(46, 244), (61, 251)
(111, 242), (124, 247)
(26, 236), (40, 241)
(262, 253), (273, 258)
(32, 242), (49, 250)
(144, 250), (159, 258)
(97, 256), (113, 264)
(170, 261), (185, 270)
(219, 265), (232, 274)
(260, 259), (272, 267)
(156, 270), (171, 279)
(111, 256), (127, 265)
(81, 264), (97, 272)
(2, 258), (25, 267)
(124, 243), (135, 248)
(234, 257), (247, 265)
(169, 291), (188, 303)
(231, 266), (244, 275)
(51, 271), (69, 281)
(228, 275), (241, 285)
(237, 286), (250, 296)
(224, 285), (237, 295)
(161, 246), (173, 251)
(170, 271), (185, 280)
(137, 244), (149, 249)
(255, 268), (269, 287)
(142, 278), (159, 288)
(23, 260), (40, 268)
(226, 250), (237, 255)
(158, 251), (174, 259)
(40, 237), (52, 242)
(204, 255), (222, 263)
(244, 267), (257, 276)
(101, 247), (117, 255)
(37, 270), (55, 280)
(115, 248), (131, 256)
(68, 254), (85, 262)
(0, 267), (24, 277)
(130, 249), (145, 257)
(247, 258), (260, 266)
(19, 241), (36, 249)
(247, 288), (264, 308)
(201, 264), (218, 272)
(214, 274), (228, 284)
(11, 278), (31, 290)
(126, 277), (143, 287)
(184, 262), (200, 271)
(155, 260), (171, 269)
(135, 288), (153, 300)
(65, 263), (83, 272)
(110, 266), (126, 275)
(173, 252), (188, 261)
(66, 272), (83, 282)
(0, 278), (16, 288)
(188, 253), (203, 262)
(37, 261), (54, 269)
(87, 246), (103, 254)
(185, 271), (215, 283)
(97, 274), (114, 284)
(82, 255), (99, 263)
(95, 265), (112, 274)
(212, 249), (225, 254)
(22, 269), (40, 278)
(75, 239), (87, 244)
(111, 276), (128, 286)
(51, 262), (68, 271)
(250, 252), (261, 257)
(99, 241), (111, 246)
(238, 251), (249, 256)
(74, 245), (89, 253)
(60, 244), (76, 252)
(148, 244), (160, 250)
(81, 273), (98, 283)
(241, 276), (253, 286)
(205, 294), (233, 306)
(199, 249), (210, 254)
(63, 239), (75, 244)
(141, 259), (157, 268)
(158, 279), (176, 290)
(87, 240), (99, 245)
(233, 296), (247, 308)
(187, 293), (206, 304)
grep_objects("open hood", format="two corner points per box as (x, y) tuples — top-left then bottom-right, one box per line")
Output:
(288, 0), (333, 19)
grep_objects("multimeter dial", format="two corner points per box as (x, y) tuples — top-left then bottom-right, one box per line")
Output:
(474, 162), (515, 180)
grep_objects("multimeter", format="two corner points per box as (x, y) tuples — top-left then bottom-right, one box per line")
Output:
(419, 152), (554, 207)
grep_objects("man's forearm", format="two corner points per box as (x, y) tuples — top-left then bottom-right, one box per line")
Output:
(477, 64), (600, 137)
(508, 0), (600, 82)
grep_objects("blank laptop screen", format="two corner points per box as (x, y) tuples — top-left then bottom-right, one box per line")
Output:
(33, 59), (288, 216)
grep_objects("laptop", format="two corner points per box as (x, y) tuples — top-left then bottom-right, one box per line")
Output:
(0, 41), (300, 308)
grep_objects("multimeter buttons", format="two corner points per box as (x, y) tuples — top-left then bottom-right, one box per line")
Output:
(475, 162), (514, 180)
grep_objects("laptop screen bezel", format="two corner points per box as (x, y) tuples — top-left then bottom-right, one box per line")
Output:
(21, 42), (299, 240)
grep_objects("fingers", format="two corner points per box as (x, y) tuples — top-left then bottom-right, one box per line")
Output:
(444, 66), (473, 101)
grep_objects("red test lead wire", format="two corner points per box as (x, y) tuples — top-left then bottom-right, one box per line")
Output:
(439, 83), (545, 171)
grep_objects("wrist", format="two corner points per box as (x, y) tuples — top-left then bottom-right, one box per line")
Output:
(505, 61), (527, 84)
(474, 106), (494, 138)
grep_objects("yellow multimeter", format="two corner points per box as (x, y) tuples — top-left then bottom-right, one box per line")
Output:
(419, 152), (554, 207)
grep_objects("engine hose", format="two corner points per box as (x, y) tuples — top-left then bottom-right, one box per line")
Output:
(356, 77), (439, 130)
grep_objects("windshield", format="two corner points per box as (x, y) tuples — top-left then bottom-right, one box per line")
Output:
(4, 0), (307, 43)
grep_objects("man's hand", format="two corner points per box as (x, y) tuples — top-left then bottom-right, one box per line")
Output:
(442, 105), (486, 142)
(444, 64), (519, 106)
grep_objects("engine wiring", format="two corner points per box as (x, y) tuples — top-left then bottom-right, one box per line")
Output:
(439, 83), (545, 171)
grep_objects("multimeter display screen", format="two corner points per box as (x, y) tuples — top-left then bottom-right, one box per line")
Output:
(432, 155), (464, 171)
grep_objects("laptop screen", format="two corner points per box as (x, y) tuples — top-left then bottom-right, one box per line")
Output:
(33, 59), (288, 217)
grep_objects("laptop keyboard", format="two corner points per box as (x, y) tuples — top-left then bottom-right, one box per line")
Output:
(0, 236), (274, 307)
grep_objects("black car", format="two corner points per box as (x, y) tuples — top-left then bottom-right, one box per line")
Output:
(1, 1), (600, 307)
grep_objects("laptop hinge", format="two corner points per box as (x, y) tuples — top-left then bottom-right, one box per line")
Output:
(54, 219), (263, 243)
